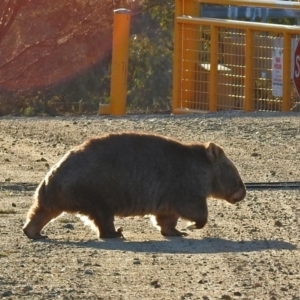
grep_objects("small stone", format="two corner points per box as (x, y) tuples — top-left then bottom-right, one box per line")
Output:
(221, 295), (232, 300)
(12, 203), (16, 207)
(181, 293), (193, 299)
(2, 290), (13, 297)
(23, 285), (33, 292)
(254, 282), (262, 287)
(63, 223), (74, 230)
(84, 270), (93, 275)
(269, 267), (275, 272)
(234, 291), (242, 296)
(251, 152), (259, 157)
(275, 220), (283, 227)
(41, 157), (47, 162)
(150, 280), (161, 288)
(5, 178), (11, 182)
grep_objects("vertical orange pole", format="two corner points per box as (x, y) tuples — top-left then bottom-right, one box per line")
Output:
(110, 8), (131, 116)
(172, 0), (183, 113)
(209, 25), (218, 112)
(175, 0), (199, 111)
(244, 28), (254, 112)
(282, 32), (291, 112)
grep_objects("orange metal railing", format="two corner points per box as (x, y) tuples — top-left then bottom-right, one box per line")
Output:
(173, 0), (300, 113)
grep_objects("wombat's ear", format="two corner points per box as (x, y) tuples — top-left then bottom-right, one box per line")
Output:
(205, 142), (224, 162)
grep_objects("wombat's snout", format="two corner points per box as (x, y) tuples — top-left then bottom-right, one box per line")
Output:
(228, 184), (246, 204)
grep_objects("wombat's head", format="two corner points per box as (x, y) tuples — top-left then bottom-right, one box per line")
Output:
(205, 142), (246, 204)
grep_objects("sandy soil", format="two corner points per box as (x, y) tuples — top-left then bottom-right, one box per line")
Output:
(0, 112), (300, 300)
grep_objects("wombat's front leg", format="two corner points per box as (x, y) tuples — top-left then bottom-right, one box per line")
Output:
(155, 213), (187, 237)
(91, 210), (123, 239)
(23, 205), (62, 239)
(179, 200), (208, 231)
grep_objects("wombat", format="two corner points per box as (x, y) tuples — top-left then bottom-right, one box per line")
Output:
(23, 132), (246, 239)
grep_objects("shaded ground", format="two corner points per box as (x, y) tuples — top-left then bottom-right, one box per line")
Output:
(0, 113), (300, 299)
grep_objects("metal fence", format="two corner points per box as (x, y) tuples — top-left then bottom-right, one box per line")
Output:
(173, 0), (300, 113)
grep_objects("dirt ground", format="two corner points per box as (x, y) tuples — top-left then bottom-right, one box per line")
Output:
(0, 112), (300, 300)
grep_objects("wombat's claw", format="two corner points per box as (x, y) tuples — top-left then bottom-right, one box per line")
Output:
(187, 224), (197, 230)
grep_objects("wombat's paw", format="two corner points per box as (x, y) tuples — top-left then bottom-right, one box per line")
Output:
(26, 233), (48, 240)
(23, 227), (48, 240)
(100, 228), (124, 239)
(161, 228), (188, 237)
(34, 234), (48, 240)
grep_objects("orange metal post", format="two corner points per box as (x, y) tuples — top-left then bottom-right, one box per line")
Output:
(172, 0), (183, 113)
(244, 28), (254, 111)
(99, 9), (131, 116)
(173, 0), (199, 112)
(209, 25), (218, 112)
(110, 8), (131, 116)
(282, 32), (291, 112)
(183, 0), (199, 109)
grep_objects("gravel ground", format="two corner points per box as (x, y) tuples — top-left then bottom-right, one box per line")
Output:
(0, 112), (300, 300)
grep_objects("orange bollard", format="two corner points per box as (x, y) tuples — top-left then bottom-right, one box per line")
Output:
(110, 8), (131, 116)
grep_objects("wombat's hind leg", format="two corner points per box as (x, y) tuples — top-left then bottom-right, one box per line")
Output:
(23, 206), (62, 239)
(91, 210), (123, 239)
(155, 213), (187, 237)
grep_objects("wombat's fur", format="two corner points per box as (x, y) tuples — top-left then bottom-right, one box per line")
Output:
(23, 132), (246, 239)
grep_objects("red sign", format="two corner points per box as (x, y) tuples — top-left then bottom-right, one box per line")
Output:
(294, 39), (300, 97)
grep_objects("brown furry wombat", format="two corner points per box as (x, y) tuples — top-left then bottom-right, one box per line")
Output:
(23, 132), (246, 239)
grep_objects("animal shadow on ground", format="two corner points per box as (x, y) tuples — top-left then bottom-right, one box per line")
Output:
(37, 237), (296, 254)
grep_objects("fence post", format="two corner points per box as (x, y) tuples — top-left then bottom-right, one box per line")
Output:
(173, 0), (199, 113)
(172, 0), (183, 113)
(99, 8), (131, 116)
(282, 32), (291, 112)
